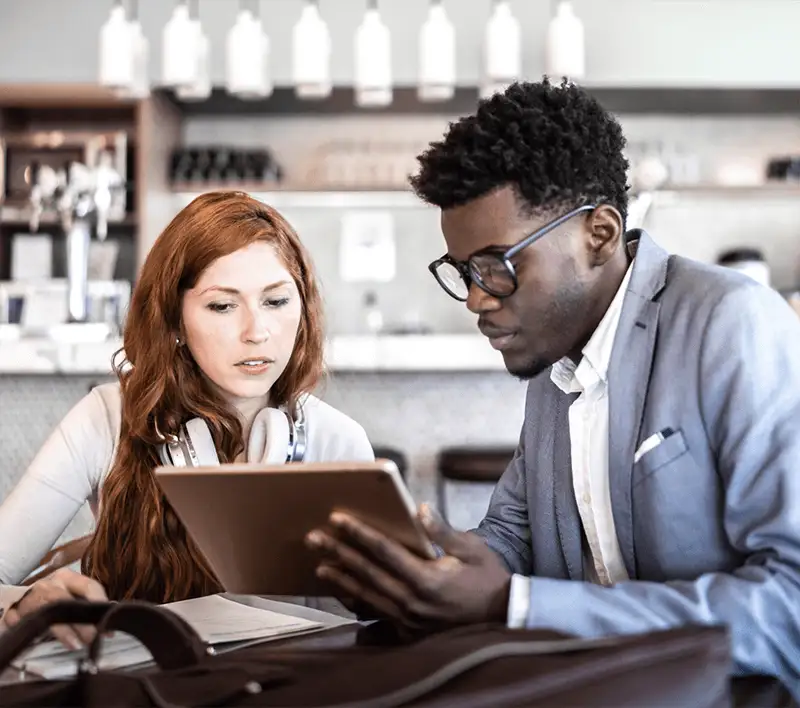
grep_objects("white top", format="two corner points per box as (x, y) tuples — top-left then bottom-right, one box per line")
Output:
(0, 382), (374, 585)
(507, 265), (633, 628)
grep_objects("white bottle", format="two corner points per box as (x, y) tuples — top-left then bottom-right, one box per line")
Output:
(545, 1), (585, 81)
(293, 0), (332, 99)
(418, 1), (456, 102)
(481, 0), (521, 99)
(355, 4), (392, 107)
(162, 3), (200, 88)
(99, 4), (133, 89)
(226, 9), (271, 99)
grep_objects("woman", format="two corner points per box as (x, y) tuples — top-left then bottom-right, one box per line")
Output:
(0, 191), (373, 646)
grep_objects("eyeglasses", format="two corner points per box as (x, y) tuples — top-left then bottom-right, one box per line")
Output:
(428, 204), (597, 301)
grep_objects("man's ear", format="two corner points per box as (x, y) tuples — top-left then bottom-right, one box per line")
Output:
(587, 204), (624, 266)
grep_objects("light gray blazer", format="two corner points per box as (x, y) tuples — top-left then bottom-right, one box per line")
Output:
(474, 230), (800, 695)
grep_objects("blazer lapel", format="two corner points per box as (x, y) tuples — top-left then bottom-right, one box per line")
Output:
(553, 390), (583, 580)
(607, 231), (669, 579)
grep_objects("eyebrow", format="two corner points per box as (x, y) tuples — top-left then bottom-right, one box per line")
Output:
(199, 280), (292, 296)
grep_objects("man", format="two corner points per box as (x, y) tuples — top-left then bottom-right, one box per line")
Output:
(305, 79), (800, 694)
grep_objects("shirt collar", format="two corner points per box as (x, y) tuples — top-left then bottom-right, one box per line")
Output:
(550, 264), (633, 394)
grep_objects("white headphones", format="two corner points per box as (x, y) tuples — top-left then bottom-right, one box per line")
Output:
(157, 402), (307, 468)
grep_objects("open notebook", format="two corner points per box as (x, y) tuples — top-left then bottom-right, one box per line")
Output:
(10, 594), (339, 679)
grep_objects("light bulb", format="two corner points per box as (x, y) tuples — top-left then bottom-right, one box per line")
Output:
(162, 2), (200, 88)
(99, 3), (134, 89)
(227, 9), (271, 99)
(481, 0), (521, 99)
(418, 1), (456, 102)
(116, 20), (149, 98)
(354, 5), (392, 107)
(545, 1), (585, 80)
(293, 1), (332, 99)
(176, 25), (211, 101)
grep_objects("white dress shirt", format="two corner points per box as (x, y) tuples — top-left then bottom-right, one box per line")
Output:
(507, 265), (633, 628)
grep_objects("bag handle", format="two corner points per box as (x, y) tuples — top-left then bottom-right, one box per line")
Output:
(0, 599), (208, 675)
(86, 600), (209, 671)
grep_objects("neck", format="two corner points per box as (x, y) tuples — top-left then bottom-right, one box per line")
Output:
(227, 393), (270, 441)
(566, 254), (629, 364)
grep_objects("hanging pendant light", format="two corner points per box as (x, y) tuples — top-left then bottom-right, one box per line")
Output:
(418, 0), (455, 102)
(227, 1), (272, 99)
(354, 0), (392, 107)
(120, 0), (150, 98)
(292, 0), (332, 99)
(481, 0), (521, 99)
(162, 0), (201, 88)
(545, 1), (585, 81)
(175, 1), (211, 101)
(99, 1), (134, 90)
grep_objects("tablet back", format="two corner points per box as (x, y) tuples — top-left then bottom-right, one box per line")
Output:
(154, 459), (433, 596)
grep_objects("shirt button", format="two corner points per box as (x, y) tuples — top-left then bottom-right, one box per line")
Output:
(582, 493), (591, 504)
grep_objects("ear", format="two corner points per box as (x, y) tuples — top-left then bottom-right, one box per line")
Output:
(586, 205), (624, 266)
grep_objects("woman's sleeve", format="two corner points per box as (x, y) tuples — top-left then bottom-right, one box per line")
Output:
(0, 388), (116, 584)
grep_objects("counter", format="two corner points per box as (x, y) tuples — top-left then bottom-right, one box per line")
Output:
(0, 332), (506, 374)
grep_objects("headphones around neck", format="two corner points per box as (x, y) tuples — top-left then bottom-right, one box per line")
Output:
(157, 401), (307, 468)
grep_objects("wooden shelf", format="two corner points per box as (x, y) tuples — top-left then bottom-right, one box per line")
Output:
(0, 84), (138, 109)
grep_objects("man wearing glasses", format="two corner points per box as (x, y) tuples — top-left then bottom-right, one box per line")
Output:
(306, 79), (800, 694)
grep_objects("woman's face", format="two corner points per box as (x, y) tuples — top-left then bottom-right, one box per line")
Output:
(181, 242), (303, 407)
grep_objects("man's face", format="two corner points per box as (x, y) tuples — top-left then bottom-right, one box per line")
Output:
(440, 187), (599, 379)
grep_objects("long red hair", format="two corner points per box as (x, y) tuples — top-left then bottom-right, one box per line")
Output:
(82, 191), (325, 602)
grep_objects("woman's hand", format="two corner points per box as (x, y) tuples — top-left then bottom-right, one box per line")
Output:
(3, 568), (108, 649)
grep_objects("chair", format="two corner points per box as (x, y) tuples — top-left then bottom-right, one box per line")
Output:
(436, 446), (515, 525)
(372, 446), (408, 481)
(22, 534), (92, 586)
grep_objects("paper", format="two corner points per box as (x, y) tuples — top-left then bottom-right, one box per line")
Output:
(11, 594), (324, 679)
(339, 211), (396, 283)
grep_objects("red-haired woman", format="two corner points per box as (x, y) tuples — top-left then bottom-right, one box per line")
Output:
(0, 191), (373, 645)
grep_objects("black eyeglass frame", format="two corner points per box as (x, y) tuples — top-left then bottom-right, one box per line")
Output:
(428, 204), (598, 301)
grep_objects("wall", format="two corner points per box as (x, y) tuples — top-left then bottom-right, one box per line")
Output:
(180, 111), (800, 321)
(0, 0), (799, 88)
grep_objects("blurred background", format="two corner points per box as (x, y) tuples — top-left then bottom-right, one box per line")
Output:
(0, 0), (799, 545)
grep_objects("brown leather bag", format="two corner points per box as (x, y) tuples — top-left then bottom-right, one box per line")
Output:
(0, 598), (735, 707)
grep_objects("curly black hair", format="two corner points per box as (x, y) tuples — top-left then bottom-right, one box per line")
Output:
(409, 78), (630, 226)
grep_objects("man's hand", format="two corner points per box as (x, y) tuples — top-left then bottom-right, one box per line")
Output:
(305, 503), (512, 629)
(2, 568), (108, 649)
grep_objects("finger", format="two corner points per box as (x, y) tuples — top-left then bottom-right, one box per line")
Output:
(72, 623), (99, 646)
(317, 565), (426, 630)
(326, 513), (429, 580)
(50, 624), (84, 651)
(58, 572), (108, 602)
(307, 530), (419, 609)
(418, 503), (485, 561)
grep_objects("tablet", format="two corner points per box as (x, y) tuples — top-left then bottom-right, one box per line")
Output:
(154, 459), (436, 596)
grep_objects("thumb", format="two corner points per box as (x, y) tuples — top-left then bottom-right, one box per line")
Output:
(418, 503), (483, 561)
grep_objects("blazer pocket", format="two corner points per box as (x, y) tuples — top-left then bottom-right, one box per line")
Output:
(633, 429), (688, 483)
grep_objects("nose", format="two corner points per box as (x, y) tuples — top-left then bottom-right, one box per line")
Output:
(465, 282), (502, 315)
(241, 306), (271, 344)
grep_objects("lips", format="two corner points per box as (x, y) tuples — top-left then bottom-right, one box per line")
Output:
(234, 358), (275, 375)
(478, 323), (517, 351)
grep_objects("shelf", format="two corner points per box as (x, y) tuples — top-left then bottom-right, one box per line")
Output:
(172, 183), (800, 212)
(0, 333), (506, 375)
(161, 86), (800, 117)
(641, 183), (800, 203)
(172, 187), (422, 210)
(0, 214), (138, 229)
